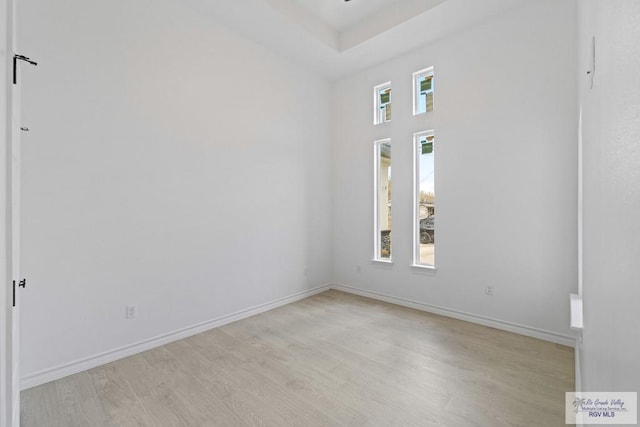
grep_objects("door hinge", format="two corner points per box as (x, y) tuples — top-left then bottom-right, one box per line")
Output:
(13, 54), (38, 85)
(12, 279), (26, 307)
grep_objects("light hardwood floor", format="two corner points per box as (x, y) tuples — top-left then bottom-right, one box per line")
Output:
(21, 290), (574, 426)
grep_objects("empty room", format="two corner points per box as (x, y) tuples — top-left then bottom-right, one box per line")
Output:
(1, 0), (639, 426)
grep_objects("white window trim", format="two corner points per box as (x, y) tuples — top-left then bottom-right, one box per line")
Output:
(412, 67), (434, 116)
(373, 81), (391, 125)
(410, 263), (437, 273)
(413, 130), (435, 267)
(373, 138), (392, 262)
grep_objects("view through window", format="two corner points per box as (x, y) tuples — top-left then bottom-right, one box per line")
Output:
(374, 139), (392, 260)
(374, 82), (392, 125)
(413, 67), (434, 115)
(414, 131), (435, 266)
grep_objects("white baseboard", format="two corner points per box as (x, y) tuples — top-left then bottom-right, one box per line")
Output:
(22, 282), (576, 390)
(329, 283), (576, 347)
(20, 284), (331, 390)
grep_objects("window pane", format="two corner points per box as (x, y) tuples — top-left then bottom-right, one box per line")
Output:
(415, 132), (435, 266)
(374, 82), (392, 125)
(375, 140), (392, 260)
(413, 68), (434, 115)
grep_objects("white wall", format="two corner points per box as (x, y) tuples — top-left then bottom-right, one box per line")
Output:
(18, 0), (332, 378)
(578, 0), (640, 393)
(332, 0), (578, 341)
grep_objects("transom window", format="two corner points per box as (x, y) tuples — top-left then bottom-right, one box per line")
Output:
(413, 67), (434, 115)
(374, 82), (392, 125)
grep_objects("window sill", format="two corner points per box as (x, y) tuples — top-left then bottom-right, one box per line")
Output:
(570, 293), (583, 331)
(410, 264), (437, 274)
(371, 258), (393, 267)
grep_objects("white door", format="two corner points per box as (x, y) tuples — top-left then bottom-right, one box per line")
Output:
(9, 0), (23, 422)
(0, 0), (14, 419)
(10, 41), (22, 427)
(1, 0), (20, 425)
(10, 133), (21, 425)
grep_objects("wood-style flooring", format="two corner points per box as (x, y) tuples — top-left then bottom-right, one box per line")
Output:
(21, 290), (574, 426)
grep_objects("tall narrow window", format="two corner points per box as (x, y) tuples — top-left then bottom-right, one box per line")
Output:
(413, 67), (434, 115)
(374, 139), (392, 261)
(373, 82), (392, 125)
(413, 131), (435, 267)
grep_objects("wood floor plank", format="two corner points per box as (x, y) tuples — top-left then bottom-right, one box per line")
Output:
(21, 290), (574, 426)
(186, 329), (368, 426)
(310, 292), (573, 423)
(21, 381), (65, 427)
(140, 345), (251, 427)
(221, 311), (465, 425)
(88, 362), (156, 427)
(182, 333), (338, 427)
(55, 371), (113, 427)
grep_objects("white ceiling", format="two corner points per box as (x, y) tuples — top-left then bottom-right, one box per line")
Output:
(184, 0), (528, 80)
(289, 0), (409, 32)
(266, 0), (449, 52)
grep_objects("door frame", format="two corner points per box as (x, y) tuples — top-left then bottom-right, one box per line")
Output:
(1, 0), (17, 425)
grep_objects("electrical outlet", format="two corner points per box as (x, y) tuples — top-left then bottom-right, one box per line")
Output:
(125, 305), (137, 319)
(485, 286), (495, 296)
(357, 265), (362, 273)
(303, 267), (309, 277)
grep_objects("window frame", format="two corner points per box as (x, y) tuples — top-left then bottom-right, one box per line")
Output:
(412, 67), (434, 116)
(373, 81), (392, 125)
(373, 138), (393, 263)
(412, 130), (436, 268)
